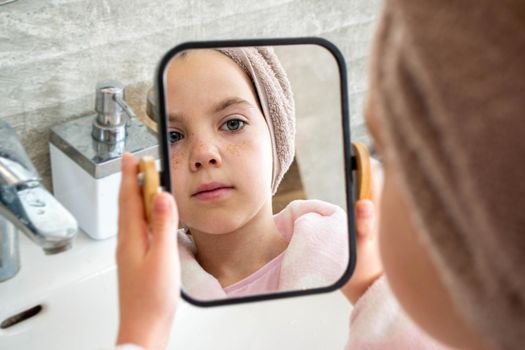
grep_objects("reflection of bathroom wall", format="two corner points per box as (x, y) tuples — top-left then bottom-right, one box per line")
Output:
(0, 0), (381, 190)
(275, 45), (346, 211)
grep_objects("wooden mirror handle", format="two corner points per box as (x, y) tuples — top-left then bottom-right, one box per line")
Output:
(352, 142), (372, 201)
(139, 156), (160, 223)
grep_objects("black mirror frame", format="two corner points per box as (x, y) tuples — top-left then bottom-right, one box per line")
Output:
(155, 37), (356, 307)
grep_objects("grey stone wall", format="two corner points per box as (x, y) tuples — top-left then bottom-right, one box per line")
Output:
(0, 0), (382, 189)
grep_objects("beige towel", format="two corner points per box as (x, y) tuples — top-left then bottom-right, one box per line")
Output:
(371, 1), (525, 349)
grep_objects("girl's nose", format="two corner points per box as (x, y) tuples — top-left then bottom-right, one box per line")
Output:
(190, 142), (222, 171)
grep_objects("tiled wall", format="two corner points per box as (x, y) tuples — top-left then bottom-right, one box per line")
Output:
(0, 0), (382, 189)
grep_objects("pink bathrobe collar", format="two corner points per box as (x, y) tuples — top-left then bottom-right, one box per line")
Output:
(178, 199), (349, 301)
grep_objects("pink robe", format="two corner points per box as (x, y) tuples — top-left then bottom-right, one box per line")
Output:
(178, 199), (349, 299)
(346, 276), (449, 349)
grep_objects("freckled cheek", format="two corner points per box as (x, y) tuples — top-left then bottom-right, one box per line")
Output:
(226, 136), (271, 157)
(225, 140), (273, 176)
(225, 140), (251, 156)
(170, 148), (187, 170)
(170, 154), (183, 168)
(225, 139), (273, 189)
(169, 150), (188, 196)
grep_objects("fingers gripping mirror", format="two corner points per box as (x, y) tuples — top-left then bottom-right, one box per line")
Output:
(154, 38), (356, 306)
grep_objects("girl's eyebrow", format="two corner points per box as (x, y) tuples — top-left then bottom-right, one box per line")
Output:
(168, 97), (255, 123)
(168, 111), (183, 123)
(212, 97), (256, 113)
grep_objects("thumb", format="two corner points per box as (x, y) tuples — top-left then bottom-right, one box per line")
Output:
(149, 192), (179, 254)
(355, 199), (375, 239)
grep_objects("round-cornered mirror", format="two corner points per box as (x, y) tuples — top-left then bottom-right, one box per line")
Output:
(155, 38), (356, 306)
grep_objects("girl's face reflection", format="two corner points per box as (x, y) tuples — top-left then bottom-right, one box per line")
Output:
(166, 50), (273, 235)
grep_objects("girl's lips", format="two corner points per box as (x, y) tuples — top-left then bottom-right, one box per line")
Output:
(192, 187), (233, 200)
(192, 182), (234, 201)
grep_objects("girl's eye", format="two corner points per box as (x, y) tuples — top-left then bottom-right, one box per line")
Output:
(169, 130), (184, 144)
(221, 119), (245, 132)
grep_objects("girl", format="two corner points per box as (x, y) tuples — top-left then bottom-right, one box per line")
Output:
(115, 1), (525, 349)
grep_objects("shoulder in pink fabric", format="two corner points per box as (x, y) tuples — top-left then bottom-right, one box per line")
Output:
(346, 276), (449, 350)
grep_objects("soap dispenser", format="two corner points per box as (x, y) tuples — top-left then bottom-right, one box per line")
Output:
(49, 80), (159, 240)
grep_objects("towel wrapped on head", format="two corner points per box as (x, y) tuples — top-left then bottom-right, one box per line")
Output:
(371, 1), (525, 350)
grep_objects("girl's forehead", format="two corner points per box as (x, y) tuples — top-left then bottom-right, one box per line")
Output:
(169, 50), (247, 86)
(167, 50), (262, 122)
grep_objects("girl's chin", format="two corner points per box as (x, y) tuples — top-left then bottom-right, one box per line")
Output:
(181, 202), (265, 235)
(186, 219), (244, 235)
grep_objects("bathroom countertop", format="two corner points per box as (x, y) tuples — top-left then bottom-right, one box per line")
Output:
(0, 230), (353, 350)
(0, 231), (117, 317)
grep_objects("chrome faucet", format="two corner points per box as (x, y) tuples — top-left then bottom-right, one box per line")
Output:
(0, 121), (78, 282)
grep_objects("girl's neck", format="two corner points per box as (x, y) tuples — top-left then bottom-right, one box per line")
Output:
(190, 201), (288, 288)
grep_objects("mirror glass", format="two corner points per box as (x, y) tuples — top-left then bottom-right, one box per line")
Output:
(159, 43), (353, 303)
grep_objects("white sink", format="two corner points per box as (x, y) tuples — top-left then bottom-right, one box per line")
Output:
(0, 233), (351, 350)
(0, 233), (119, 350)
